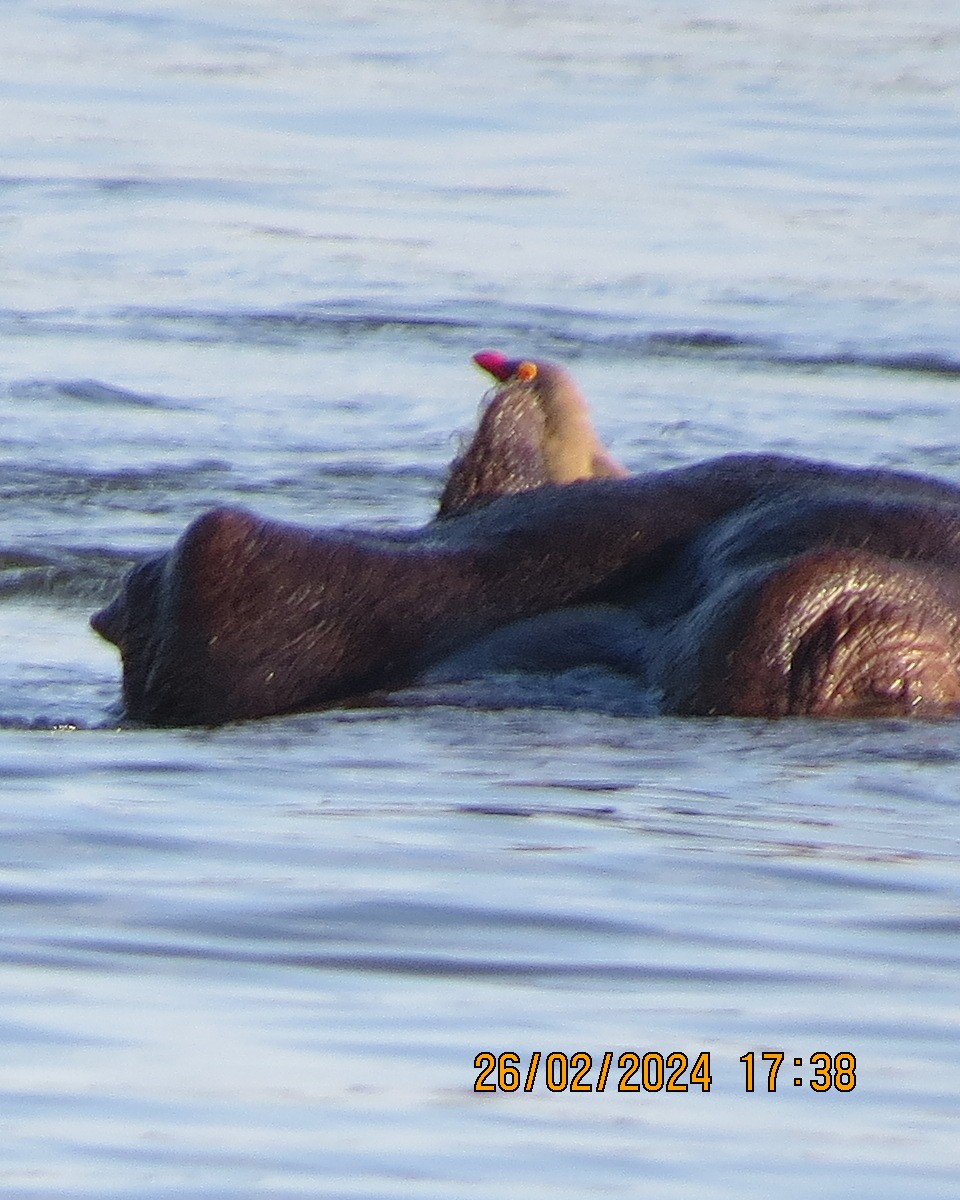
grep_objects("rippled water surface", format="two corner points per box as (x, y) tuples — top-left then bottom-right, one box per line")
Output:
(3, 1), (960, 1195)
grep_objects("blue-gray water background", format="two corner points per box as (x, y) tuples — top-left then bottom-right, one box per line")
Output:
(2, 1), (960, 1195)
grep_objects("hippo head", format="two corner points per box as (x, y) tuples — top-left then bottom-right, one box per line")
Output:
(92, 352), (960, 725)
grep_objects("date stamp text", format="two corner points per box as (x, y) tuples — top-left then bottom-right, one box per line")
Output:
(473, 1050), (857, 1093)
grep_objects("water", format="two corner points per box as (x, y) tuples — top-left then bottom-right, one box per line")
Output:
(2, 0), (960, 1194)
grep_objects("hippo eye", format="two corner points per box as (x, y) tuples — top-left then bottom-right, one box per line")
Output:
(515, 361), (538, 382)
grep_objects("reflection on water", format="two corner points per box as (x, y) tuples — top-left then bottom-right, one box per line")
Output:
(3, 0), (960, 1195)
(2, 686), (959, 1195)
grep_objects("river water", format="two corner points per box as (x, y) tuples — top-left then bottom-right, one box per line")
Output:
(2, 1), (960, 1195)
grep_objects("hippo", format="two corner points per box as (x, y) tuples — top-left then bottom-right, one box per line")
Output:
(92, 351), (960, 725)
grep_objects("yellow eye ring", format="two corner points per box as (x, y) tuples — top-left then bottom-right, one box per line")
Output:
(515, 361), (538, 382)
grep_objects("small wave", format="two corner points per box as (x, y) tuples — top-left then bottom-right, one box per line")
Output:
(10, 378), (178, 409)
(457, 801), (621, 817)
(0, 460), (231, 504)
(114, 304), (960, 380)
(0, 716), (102, 731)
(117, 304), (477, 348)
(388, 669), (661, 717)
(0, 546), (137, 602)
(4, 302), (958, 382)
(641, 333), (960, 379)
(34, 933), (807, 986)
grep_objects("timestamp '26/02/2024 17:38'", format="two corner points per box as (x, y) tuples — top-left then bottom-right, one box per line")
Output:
(472, 1050), (858, 1094)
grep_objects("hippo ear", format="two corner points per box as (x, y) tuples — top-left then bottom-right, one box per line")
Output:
(436, 376), (551, 518)
(591, 448), (630, 480)
(91, 595), (123, 646)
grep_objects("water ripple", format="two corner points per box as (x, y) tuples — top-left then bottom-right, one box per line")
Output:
(5, 302), (960, 379)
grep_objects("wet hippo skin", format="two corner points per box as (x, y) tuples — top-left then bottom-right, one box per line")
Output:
(92, 353), (960, 724)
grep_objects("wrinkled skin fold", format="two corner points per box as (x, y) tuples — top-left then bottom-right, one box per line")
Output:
(92, 356), (960, 725)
